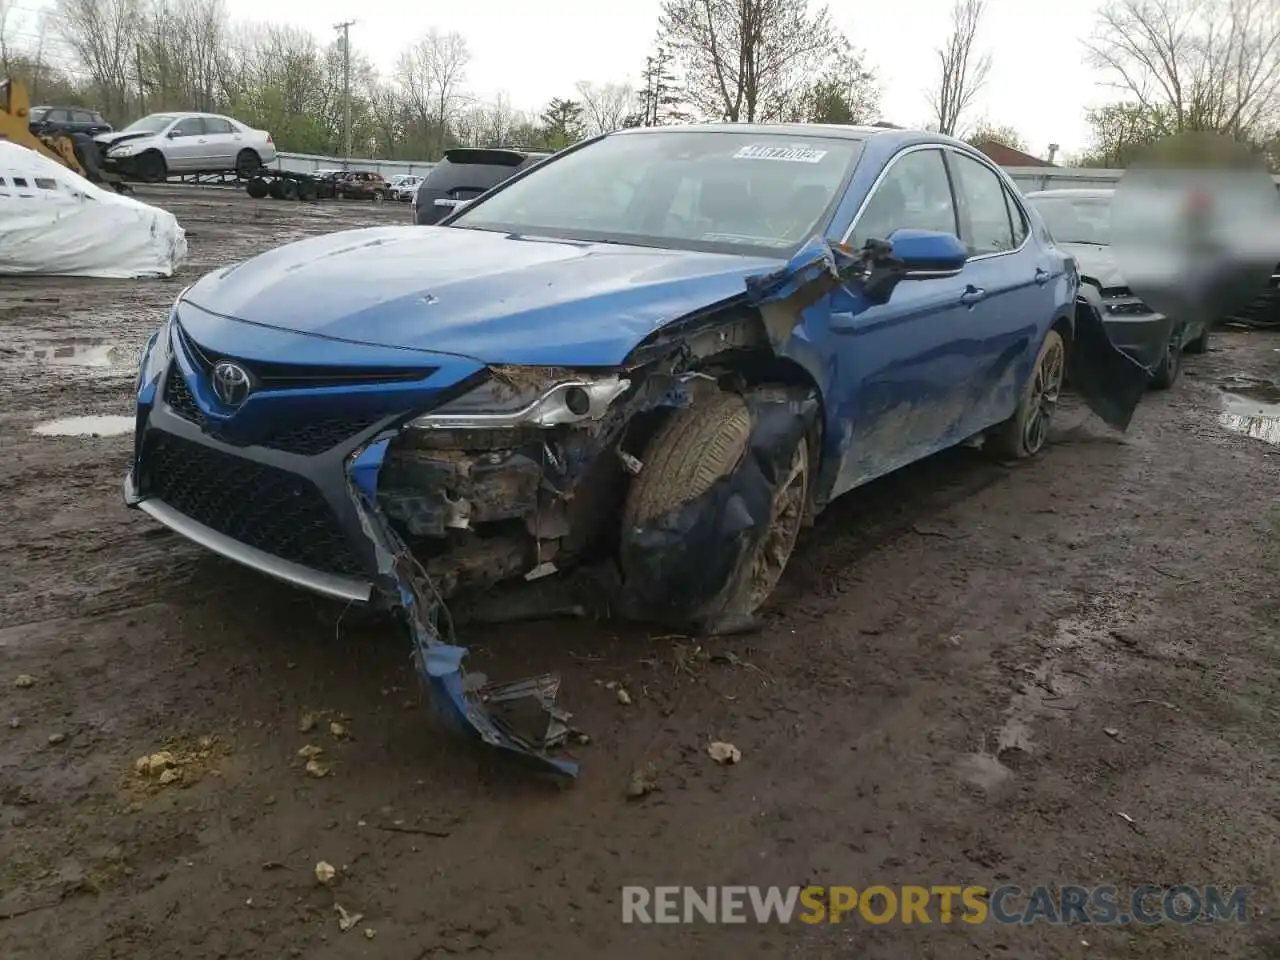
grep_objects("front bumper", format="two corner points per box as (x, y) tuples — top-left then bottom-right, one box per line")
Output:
(123, 470), (372, 603)
(125, 357), (398, 605)
(1101, 312), (1173, 370)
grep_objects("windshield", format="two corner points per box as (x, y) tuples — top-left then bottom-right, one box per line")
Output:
(1029, 195), (1112, 245)
(123, 115), (176, 134)
(449, 130), (864, 256)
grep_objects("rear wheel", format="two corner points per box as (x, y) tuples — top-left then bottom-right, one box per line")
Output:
(988, 328), (1066, 459)
(235, 149), (262, 179)
(136, 150), (167, 183)
(621, 388), (810, 622)
(280, 178), (299, 200)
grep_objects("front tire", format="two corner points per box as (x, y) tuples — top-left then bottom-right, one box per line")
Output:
(135, 150), (167, 183)
(988, 328), (1066, 459)
(1183, 323), (1211, 354)
(1151, 328), (1183, 390)
(621, 388), (810, 621)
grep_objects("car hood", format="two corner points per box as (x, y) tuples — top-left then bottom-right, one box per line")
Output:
(180, 226), (786, 367)
(95, 130), (157, 149)
(1061, 242), (1125, 289)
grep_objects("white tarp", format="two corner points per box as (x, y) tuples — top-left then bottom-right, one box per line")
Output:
(0, 140), (187, 278)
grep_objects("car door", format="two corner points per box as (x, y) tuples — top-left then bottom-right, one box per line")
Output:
(200, 116), (236, 168)
(826, 146), (975, 495)
(165, 117), (206, 170)
(942, 149), (1051, 435)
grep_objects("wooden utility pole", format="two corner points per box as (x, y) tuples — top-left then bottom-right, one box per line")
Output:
(334, 20), (355, 169)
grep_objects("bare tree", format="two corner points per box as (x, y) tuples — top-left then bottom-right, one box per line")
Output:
(0, 0), (14, 72)
(926, 0), (992, 137)
(53, 0), (146, 118)
(425, 29), (469, 154)
(395, 28), (470, 157)
(574, 80), (636, 135)
(1085, 0), (1280, 139)
(657, 0), (844, 122)
(484, 91), (518, 145)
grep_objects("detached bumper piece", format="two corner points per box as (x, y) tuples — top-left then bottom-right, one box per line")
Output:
(345, 439), (579, 780)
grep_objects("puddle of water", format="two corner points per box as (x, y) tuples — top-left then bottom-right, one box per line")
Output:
(4, 338), (140, 373)
(32, 415), (135, 438)
(1218, 380), (1280, 445)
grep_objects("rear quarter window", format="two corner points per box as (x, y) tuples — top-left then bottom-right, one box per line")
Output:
(423, 159), (523, 196)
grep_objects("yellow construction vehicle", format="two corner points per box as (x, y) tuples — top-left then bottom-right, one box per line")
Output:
(1, 77), (129, 192)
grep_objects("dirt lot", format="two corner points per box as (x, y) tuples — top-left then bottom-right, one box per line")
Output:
(1, 186), (1279, 959)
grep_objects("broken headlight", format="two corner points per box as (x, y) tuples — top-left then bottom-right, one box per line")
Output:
(409, 374), (631, 431)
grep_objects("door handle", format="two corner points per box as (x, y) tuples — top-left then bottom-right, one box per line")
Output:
(1034, 267), (1050, 285)
(960, 286), (987, 306)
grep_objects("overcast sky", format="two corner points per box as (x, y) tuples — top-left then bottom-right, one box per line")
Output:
(16, 0), (1116, 157)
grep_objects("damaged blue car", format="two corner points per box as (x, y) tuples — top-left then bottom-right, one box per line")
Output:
(124, 124), (1152, 776)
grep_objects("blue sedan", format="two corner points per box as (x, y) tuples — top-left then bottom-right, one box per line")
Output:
(124, 123), (1149, 774)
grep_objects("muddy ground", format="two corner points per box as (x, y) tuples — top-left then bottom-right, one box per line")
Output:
(1, 186), (1279, 959)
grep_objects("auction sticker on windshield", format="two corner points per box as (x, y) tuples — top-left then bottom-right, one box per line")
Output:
(734, 144), (828, 163)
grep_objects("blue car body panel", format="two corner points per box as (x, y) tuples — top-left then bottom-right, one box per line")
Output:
(124, 123), (1090, 778)
(182, 225), (786, 368)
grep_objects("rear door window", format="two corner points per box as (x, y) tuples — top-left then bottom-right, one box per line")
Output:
(425, 156), (524, 200)
(203, 117), (234, 134)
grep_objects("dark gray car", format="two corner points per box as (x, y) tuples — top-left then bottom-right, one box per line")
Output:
(1025, 188), (1210, 389)
(29, 105), (112, 138)
(413, 148), (548, 225)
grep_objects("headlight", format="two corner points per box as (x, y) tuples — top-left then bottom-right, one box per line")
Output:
(137, 291), (189, 390)
(137, 316), (173, 390)
(109, 142), (140, 156)
(410, 374), (630, 431)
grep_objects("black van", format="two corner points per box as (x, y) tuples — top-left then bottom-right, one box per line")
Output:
(413, 147), (548, 225)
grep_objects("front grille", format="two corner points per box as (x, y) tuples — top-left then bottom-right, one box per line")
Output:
(163, 365), (204, 424)
(259, 416), (380, 456)
(140, 431), (365, 577)
(173, 323), (434, 389)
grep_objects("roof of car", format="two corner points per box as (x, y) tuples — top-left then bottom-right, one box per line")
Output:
(33, 105), (99, 112)
(1024, 188), (1115, 199)
(142, 111), (236, 121)
(608, 122), (977, 152)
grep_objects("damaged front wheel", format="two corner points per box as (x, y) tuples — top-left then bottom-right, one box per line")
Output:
(621, 387), (811, 628)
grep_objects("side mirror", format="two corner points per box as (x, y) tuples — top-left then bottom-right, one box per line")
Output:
(166, 129), (179, 138)
(890, 229), (968, 276)
(861, 228), (967, 304)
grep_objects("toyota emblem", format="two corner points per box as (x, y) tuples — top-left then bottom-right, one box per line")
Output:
(211, 361), (252, 407)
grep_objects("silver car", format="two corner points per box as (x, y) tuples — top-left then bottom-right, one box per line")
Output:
(95, 112), (278, 183)
(390, 175), (423, 201)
